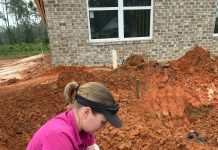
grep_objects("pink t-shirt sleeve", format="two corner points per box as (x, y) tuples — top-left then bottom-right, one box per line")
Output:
(42, 132), (73, 150)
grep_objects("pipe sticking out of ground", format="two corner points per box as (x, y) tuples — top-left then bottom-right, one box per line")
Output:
(112, 50), (117, 69)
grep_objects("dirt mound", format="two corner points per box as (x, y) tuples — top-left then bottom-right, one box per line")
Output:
(170, 46), (218, 74)
(38, 65), (87, 77)
(122, 54), (148, 69)
(57, 68), (98, 89)
(0, 46), (218, 150)
(140, 46), (218, 118)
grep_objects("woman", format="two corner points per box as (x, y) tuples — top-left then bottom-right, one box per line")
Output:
(27, 81), (122, 150)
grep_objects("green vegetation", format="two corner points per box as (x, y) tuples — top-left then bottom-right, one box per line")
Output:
(0, 0), (48, 45)
(0, 0), (50, 59)
(0, 43), (50, 59)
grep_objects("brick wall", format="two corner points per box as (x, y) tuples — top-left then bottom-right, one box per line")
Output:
(44, 0), (218, 66)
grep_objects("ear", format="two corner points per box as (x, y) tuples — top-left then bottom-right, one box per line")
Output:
(81, 107), (92, 119)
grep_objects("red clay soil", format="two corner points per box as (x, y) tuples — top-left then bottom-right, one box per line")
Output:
(0, 46), (218, 150)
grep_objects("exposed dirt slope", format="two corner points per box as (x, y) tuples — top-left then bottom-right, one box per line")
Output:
(0, 54), (51, 85)
(0, 46), (217, 150)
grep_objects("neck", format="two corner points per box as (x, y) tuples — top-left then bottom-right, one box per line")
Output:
(73, 109), (82, 132)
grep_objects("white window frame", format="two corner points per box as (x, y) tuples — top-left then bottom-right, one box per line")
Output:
(86, 0), (154, 42)
(214, 1), (218, 36)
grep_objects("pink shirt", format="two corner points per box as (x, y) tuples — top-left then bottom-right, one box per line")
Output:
(26, 111), (94, 150)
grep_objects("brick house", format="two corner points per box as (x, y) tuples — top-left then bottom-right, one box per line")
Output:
(35, 0), (218, 66)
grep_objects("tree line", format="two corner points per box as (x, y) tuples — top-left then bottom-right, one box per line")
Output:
(0, 0), (48, 44)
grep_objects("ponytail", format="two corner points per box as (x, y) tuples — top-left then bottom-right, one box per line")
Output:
(64, 81), (79, 104)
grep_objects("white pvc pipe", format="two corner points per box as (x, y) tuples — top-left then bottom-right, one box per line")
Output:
(112, 50), (117, 69)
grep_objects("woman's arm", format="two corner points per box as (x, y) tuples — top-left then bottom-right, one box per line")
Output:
(86, 144), (95, 150)
(87, 144), (100, 150)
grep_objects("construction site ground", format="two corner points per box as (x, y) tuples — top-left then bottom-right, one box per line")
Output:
(0, 46), (217, 150)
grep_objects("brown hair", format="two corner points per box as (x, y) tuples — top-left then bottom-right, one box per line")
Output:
(64, 81), (115, 110)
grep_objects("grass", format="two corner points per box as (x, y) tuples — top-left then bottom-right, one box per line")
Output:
(0, 43), (50, 59)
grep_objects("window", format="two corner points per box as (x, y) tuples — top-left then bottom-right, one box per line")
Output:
(87, 0), (153, 42)
(214, 0), (218, 35)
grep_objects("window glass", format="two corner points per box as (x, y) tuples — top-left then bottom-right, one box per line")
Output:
(90, 11), (118, 39)
(89, 0), (118, 7)
(88, 0), (153, 40)
(124, 10), (150, 37)
(215, 8), (218, 33)
(124, 0), (151, 6)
